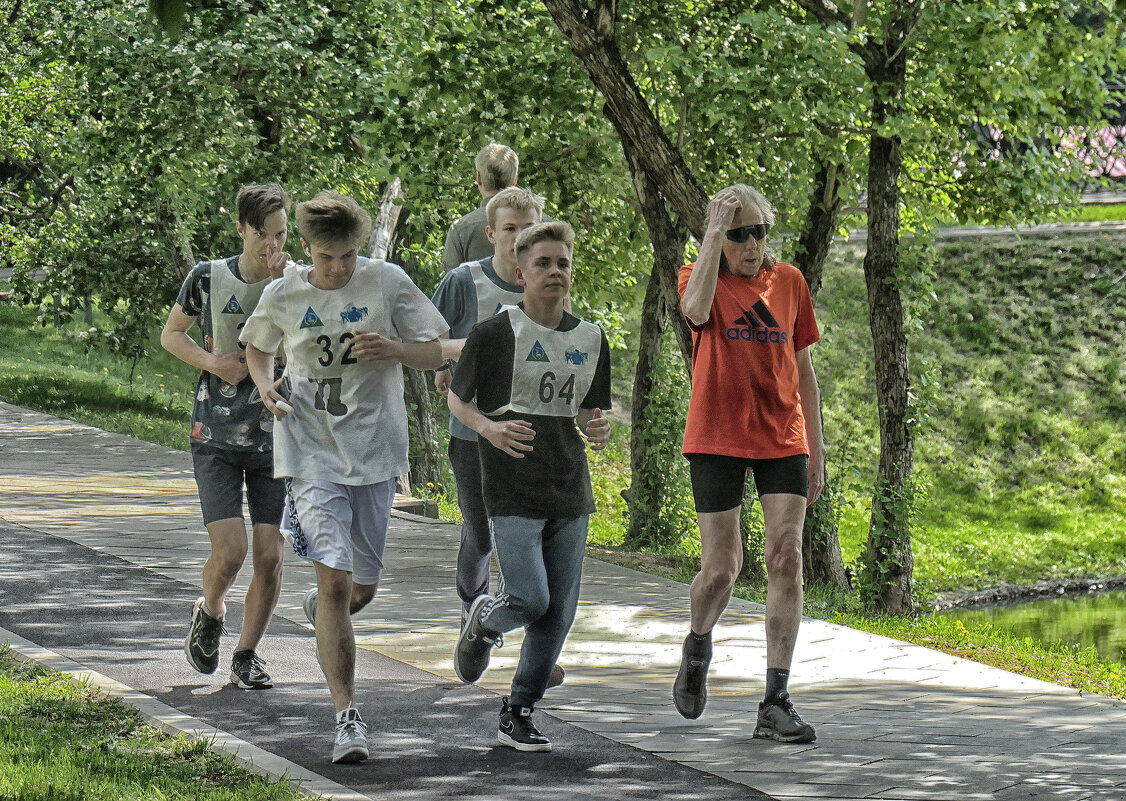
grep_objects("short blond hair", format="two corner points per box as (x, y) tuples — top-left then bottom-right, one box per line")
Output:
(296, 191), (371, 247)
(486, 187), (545, 229)
(515, 221), (574, 264)
(475, 143), (519, 192)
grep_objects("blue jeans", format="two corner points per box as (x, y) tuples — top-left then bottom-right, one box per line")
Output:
(480, 515), (589, 708)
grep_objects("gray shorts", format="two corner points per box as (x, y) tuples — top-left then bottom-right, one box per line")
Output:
(283, 477), (395, 586)
(191, 444), (285, 526)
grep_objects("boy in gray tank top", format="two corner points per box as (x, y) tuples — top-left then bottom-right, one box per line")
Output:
(160, 184), (291, 691)
(448, 221), (612, 753)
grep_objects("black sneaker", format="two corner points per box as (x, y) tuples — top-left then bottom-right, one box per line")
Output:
(498, 696), (551, 752)
(753, 692), (816, 743)
(229, 649), (273, 689)
(184, 597), (224, 674)
(454, 594), (501, 683)
(673, 632), (711, 719)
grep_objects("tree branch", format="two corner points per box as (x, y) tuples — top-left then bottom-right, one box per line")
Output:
(792, 0), (851, 28)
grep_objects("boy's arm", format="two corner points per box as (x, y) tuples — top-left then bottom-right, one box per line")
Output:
(245, 344), (286, 417)
(448, 393), (535, 458)
(350, 334), (444, 371)
(160, 303), (248, 385)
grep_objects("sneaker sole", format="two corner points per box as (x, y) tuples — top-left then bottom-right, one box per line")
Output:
(498, 731), (552, 752)
(229, 670), (273, 689)
(454, 594), (493, 683)
(332, 745), (369, 763)
(752, 725), (816, 744)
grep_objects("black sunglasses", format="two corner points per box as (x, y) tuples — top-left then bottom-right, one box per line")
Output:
(725, 223), (770, 243)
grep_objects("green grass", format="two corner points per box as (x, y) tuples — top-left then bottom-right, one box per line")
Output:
(0, 299), (196, 451)
(0, 645), (307, 800)
(818, 231), (1126, 599)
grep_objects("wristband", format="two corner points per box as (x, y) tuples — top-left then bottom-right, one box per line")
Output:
(435, 360), (454, 373)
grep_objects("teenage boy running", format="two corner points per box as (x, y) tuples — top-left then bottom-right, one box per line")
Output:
(161, 183), (291, 690)
(448, 221), (611, 752)
(241, 191), (446, 764)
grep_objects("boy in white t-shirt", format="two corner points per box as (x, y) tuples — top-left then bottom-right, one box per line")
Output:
(241, 191), (447, 764)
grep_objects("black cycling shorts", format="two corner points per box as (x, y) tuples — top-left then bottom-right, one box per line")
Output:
(687, 452), (809, 514)
(191, 444), (285, 526)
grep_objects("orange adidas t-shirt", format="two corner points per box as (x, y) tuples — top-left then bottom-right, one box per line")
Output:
(678, 261), (820, 460)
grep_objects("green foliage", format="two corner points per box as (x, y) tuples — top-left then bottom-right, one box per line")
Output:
(620, 338), (697, 554)
(821, 231), (1126, 600)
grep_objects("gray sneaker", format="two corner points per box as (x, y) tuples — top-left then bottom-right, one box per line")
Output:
(753, 692), (816, 743)
(454, 594), (501, 683)
(303, 587), (318, 625)
(184, 597), (224, 675)
(332, 707), (369, 763)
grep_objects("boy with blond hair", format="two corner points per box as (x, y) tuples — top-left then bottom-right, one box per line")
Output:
(241, 191), (447, 763)
(449, 221), (611, 752)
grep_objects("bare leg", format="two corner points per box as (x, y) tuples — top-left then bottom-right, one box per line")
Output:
(760, 493), (807, 670)
(202, 517), (248, 618)
(689, 507), (743, 634)
(313, 561), (378, 712)
(234, 523), (285, 651)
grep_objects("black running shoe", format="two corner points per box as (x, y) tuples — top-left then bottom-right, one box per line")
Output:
(454, 594), (500, 683)
(184, 597), (224, 675)
(498, 696), (551, 752)
(229, 649), (273, 689)
(673, 632), (711, 719)
(753, 692), (817, 743)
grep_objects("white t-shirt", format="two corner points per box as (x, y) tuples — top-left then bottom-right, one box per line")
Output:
(241, 257), (447, 484)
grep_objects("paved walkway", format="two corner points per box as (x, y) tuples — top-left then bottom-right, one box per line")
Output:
(1, 401), (1124, 800)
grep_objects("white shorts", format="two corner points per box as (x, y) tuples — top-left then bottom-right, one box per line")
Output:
(283, 477), (395, 585)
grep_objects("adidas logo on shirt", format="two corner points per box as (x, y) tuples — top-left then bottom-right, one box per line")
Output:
(726, 300), (788, 343)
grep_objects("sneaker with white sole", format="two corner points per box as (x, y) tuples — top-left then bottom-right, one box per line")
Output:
(229, 649), (272, 689)
(303, 587), (318, 625)
(184, 597), (224, 675)
(498, 696), (551, 752)
(332, 707), (369, 763)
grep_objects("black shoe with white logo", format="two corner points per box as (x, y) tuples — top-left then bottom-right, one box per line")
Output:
(184, 597), (224, 675)
(753, 692), (817, 743)
(498, 696), (551, 752)
(454, 594), (500, 683)
(229, 649), (273, 689)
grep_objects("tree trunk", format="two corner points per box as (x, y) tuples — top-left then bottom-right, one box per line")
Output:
(542, 0), (710, 238)
(366, 178), (441, 494)
(861, 53), (915, 614)
(793, 161), (850, 590)
(620, 132), (690, 549)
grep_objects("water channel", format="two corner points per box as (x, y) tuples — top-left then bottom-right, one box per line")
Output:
(942, 590), (1126, 665)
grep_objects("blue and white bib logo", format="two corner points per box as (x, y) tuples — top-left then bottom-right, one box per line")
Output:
(565, 346), (589, 365)
(526, 340), (550, 362)
(222, 295), (244, 315)
(340, 305), (368, 324)
(300, 306), (324, 329)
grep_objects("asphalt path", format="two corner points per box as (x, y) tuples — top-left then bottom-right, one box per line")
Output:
(0, 518), (768, 800)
